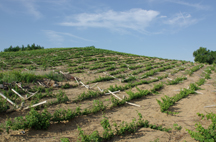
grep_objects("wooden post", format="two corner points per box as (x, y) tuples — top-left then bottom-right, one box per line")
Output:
(74, 77), (79, 85)
(90, 83), (98, 89)
(38, 81), (46, 87)
(195, 91), (203, 94)
(60, 71), (69, 75)
(204, 105), (216, 108)
(80, 81), (89, 89)
(105, 90), (120, 95)
(108, 90), (140, 107)
(97, 86), (104, 92)
(11, 89), (25, 100)
(167, 77), (172, 80)
(0, 93), (17, 107)
(24, 100), (47, 110)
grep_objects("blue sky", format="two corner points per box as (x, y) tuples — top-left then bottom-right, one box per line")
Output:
(0, 0), (215, 61)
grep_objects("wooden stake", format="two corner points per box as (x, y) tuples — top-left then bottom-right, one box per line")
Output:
(0, 93), (17, 107)
(108, 90), (140, 107)
(90, 83), (98, 89)
(97, 86), (104, 92)
(30, 61), (37, 66)
(80, 81), (89, 89)
(60, 71), (69, 74)
(74, 77), (79, 85)
(12, 89), (25, 100)
(204, 105), (216, 108)
(38, 81), (46, 87)
(167, 77), (172, 80)
(195, 91), (203, 94)
(105, 90), (120, 95)
(24, 101), (47, 110)
(149, 77), (158, 79)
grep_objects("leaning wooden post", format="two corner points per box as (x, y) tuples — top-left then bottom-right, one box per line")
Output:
(74, 77), (79, 85)
(108, 90), (140, 107)
(204, 105), (216, 108)
(97, 86), (104, 92)
(24, 100), (47, 110)
(0, 93), (17, 107)
(105, 90), (120, 95)
(11, 89), (25, 100)
(80, 81), (89, 90)
(26, 91), (39, 100)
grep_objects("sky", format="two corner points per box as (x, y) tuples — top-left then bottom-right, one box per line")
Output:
(0, 0), (216, 61)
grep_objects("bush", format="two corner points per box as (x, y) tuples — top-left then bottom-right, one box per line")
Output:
(6, 109), (52, 130)
(187, 112), (216, 141)
(0, 70), (42, 83)
(0, 97), (9, 112)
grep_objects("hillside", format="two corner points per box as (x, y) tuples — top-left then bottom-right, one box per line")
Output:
(0, 46), (216, 142)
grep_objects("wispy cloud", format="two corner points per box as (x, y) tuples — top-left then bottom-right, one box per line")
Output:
(166, 0), (210, 10)
(43, 30), (94, 44)
(59, 8), (160, 34)
(44, 30), (64, 43)
(164, 12), (198, 27)
(20, 0), (42, 19)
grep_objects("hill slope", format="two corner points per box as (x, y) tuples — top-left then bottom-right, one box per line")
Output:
(0, 46), (216, 142)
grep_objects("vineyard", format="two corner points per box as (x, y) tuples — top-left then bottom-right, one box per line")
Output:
(0, 46), (216, 142)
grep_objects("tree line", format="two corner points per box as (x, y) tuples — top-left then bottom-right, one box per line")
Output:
(193, 47), (216, 64)
(4, 43), (44, 52)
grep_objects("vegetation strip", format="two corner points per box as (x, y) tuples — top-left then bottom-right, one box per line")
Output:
(77, 112), (172, 141)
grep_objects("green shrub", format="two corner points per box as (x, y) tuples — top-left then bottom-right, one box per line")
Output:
(0, 70), (42, 83)
(6, 109), (52, 131)
(126, 87), (150, 100)
(45, 72), (65, 82)
(56, 91), (69, 103)
(151, 83), (164, 94)
(196, 78), (205, 86)
(167, 76), (187, 85)
(187, 112), (216, 141)
(0, 97), (9, 112)
(61, 83), (71, 89)
(60, 137), (70, 142)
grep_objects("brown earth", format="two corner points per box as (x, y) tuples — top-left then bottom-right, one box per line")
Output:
(0, 58), (216, 142)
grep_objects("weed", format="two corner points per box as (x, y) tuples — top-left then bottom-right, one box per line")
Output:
(0, 70), (42, 83)
(126, 87), (150, 100)
(45, 72), (65, 82)
(151, 83), (164, 94)
(173, 123), (182, 130)
(56, 90), (69, 103)
(76, 91), (104, 102)
(61, 83), (71, 89)
(91, 76), (114, 83)
(196, 78), (205, 86)
(187, 112), (216, 141)
(60, 137), (69, 142)
(111, 96), (126, 107)
(167, 76), (187, 85)
(5, 108), (52, 131)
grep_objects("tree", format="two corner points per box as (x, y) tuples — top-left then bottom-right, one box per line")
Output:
(193, 47), (215, 64)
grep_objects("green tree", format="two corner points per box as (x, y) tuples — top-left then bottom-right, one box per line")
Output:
(193, 47), (215, 64)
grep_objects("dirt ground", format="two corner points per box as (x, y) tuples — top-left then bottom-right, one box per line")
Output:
(0, 57), (216, 142)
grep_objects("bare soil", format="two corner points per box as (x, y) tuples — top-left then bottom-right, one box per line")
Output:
(0, 56), (216, 142)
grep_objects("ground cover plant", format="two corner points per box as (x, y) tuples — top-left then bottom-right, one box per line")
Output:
(0, 46), (215, 142)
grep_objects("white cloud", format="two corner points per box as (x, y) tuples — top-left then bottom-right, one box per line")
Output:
(20, 0), (42, 19)
(164, 12), (198, 27)
(160, 15), (167, 18)
(44, 30), (64, 43)
(59, 8), (160, 34)
(43, 30), (94, 44)
(166, 0), (210, 10)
